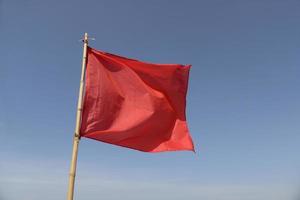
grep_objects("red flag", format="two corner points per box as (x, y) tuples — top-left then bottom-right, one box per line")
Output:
(80, 47), (194, 152)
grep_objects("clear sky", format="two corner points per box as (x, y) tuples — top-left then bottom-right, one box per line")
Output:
(1, 0), (300, 200)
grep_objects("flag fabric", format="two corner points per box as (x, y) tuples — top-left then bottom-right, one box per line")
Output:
(80, 47), (194, 152)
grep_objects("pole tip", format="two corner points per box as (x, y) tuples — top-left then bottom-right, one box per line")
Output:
(83, 33), (88, 43)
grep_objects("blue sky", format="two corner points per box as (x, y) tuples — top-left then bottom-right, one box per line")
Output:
(1, 0), (300, 199)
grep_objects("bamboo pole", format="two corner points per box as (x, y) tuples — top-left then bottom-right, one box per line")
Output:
(67, 33), (88, 200)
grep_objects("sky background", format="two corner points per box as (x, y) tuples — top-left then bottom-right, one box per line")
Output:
(1, 0), (300, 200)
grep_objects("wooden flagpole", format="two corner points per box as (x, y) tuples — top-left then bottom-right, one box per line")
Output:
(67, 32), (88, 200)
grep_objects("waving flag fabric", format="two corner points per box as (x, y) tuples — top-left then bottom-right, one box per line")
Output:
(80, 47), (194, 152)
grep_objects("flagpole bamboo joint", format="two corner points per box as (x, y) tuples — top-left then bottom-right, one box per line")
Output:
(74, 134), (81, 140)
